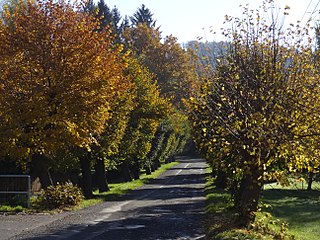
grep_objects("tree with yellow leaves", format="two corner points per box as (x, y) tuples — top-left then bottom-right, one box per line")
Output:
(114, 58), (169, 181)
(123, 23), (196, 107)
(188, 0), (320, 226)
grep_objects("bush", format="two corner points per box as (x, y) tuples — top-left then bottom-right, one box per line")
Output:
(38, 182), (83, 209)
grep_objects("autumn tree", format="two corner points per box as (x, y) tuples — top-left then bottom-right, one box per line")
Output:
(90, 62), (135, 193)
(158, 111), (190, 164)
(123, 23), (196, 106)
(83, 0), (125, 43)
(188, 1), (320, 226)
(0, 0), (127, 197)
(114, 58), (169, 181)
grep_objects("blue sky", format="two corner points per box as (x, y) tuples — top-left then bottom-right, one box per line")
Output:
(106, 0), (320, 43)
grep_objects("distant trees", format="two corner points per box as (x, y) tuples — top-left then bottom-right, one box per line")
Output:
(187, 1), (320, 226)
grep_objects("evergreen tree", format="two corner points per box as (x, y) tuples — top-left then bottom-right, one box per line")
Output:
(111, 6), (126, 42)
(83, 0), (126, 43)
(315, 24), (320, 67)
(97, 0), (112, 30)
(121, 15), (130, 32)
(82, 0), (96, 15)
(130, 4), (156, 28)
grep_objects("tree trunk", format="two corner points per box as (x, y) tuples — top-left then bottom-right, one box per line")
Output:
(95, 159), (109, 193)
(236, 165), (263, 227)
(150, 162), (155, 172)
(130, 164), (140, 180)
(156, 159), (162, 168)
(30, 154), (52, 188)
(215, 170), (228, 189)
(80, 154), (93, 198)
(145, 161), (152, 175)
(307, 172), (314, 191)
(121, 162), (132, 182)
(153, 159), (160, 171)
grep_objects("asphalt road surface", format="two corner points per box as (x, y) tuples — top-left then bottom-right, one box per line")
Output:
(3, 157), (207, 240)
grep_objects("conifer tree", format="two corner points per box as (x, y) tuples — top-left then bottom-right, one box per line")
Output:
(130, 4), (156, 28)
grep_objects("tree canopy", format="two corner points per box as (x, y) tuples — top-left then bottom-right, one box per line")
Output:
(0, 0), (126, 157)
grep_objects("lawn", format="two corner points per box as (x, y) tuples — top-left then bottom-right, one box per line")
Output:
(263, 181), (320, 240)
(204, 174), (320, 240)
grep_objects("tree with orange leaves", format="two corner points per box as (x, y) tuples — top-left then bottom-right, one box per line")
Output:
(0, 0), (127, 197)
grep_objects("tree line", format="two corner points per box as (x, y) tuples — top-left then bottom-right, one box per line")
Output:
(3, 0), (319, 230)
(0, 0), (195, 198)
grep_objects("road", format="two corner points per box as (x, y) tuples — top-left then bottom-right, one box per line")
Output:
(3, 157), (207, 240)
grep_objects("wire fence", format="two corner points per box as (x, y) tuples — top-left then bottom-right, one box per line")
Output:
(0, 175), (31, 208)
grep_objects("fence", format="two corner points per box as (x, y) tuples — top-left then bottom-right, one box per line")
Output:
(0, 175), (31, 208)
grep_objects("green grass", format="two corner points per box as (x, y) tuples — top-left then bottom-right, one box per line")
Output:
(204, 175), (294, 240)
(262, 182), (320, 240)
(0, 205), (25, 213)
(1, 162), (179, 213)
(76, 161), (179, 209)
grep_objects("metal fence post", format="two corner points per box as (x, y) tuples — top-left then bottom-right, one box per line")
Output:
(27, 175), (31, 208)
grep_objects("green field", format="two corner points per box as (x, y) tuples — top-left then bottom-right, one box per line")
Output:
(205, 176), (320, 239)
(263, 181), (320, 240)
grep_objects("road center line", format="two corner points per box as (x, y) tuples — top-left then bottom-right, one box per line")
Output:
(175, 163), (190, 176)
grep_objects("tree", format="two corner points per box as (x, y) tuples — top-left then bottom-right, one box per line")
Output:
(114, 58), (169, 181)
(130, 4), (156, 28)
(82, 0), (95, 14)
(187, 1), (320, 226)
(91, 66), (135, 192)
(83, 0), (125, 43)
(123, 23), (197, 106)
(0, 0), (126, 197)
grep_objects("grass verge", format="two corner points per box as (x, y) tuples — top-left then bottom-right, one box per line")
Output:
(0, 161), (179, 213)
(71, 161), (179, 210)
(204, 175), (294, 240)
(0, 205), (25, 213)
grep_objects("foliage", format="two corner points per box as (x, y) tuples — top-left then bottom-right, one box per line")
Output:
(155, 110), (191, 163)
(0, 204), (25, 212)
(0, 0), (191, 200)
(83, 0), (125, 43)
(130, 4), (156, 28)
(114, 58), (169, 175)
(38, 182), (83, 209)
(0, 0), (126, 159)
(188, 0), (320, 226)
(205, 175), (294, 240)
(123, 23), (197, 106)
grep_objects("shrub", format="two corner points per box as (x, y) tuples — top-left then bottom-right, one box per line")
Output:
(38, 182), (83, 209)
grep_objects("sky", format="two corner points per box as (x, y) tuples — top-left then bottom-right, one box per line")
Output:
(105, 0), (320, 43)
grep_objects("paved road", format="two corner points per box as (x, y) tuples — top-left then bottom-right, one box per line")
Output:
(3, 157), (207, 240)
